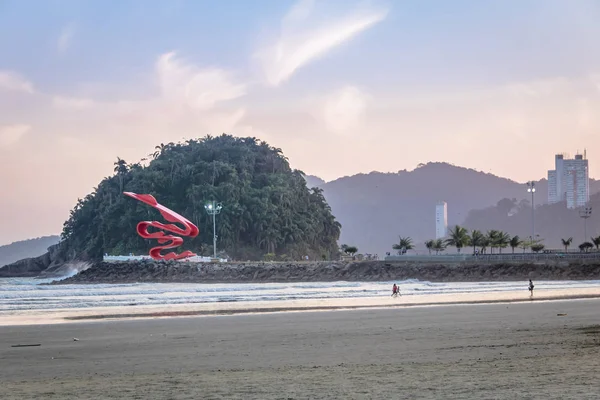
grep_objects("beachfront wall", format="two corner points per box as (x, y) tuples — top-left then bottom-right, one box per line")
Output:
(384, 253), (600, 263)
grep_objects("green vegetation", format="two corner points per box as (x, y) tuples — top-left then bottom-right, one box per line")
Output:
(340, 244), (358, 256)
(445, 226), (469, 253)
(432, 239), (446, 254)
(509, 235), (522, 253)
(392, 236), (414, 255)
(561, 237), (573, 252)
(531, 243), (545, 253)
(60, 134), (341, 261)
(421, 226), (556, 255)
(579, 242), (593, 252)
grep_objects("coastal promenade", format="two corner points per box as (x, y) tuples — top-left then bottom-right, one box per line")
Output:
(385, 251), (600, 263)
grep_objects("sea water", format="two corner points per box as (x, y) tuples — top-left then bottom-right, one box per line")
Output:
(2, 277), (600, 313)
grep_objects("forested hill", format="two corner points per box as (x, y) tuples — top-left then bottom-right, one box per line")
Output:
(60, 135), (341, 262)
(0, 236), (60, 267)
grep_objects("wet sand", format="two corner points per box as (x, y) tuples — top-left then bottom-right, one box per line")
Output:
(1, 300), (600, 399)
(2, 287), (600, 326)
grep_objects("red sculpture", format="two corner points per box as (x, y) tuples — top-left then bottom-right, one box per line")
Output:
(124, 192), (199, 260)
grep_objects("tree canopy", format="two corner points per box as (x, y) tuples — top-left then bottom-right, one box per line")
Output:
(61, 134), (341, 261)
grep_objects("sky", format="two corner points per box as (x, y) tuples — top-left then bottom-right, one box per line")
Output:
(1, 0), (600, 244)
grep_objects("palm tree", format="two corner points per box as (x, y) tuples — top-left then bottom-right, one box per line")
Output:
(113, 157), (129, 193)
(432, 238), (446, 254)
(591, 236), (600, 250)
(509, 235), (522, 254)
(152, 142), (174, 159)
(486, 230), (500, 254)
(469, 230), (485, 255)
(480, 237), (490, 254)
(425, 240), (434, 255)
(445, 225), (469, 253)
(392, 236), (414, 255)
(561, 237), (573, 252)
(495, 231), (511, 254)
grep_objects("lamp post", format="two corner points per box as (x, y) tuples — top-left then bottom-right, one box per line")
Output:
(204, 201), (223, 259)
(579, 206), (592, 243)
(526, 181), (536, 241)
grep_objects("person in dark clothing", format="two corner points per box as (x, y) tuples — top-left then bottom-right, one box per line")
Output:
(528, 279), (534, 297)
(392, 284), (398, 297)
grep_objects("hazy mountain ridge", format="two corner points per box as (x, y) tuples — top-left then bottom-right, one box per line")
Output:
(317, 162), (600, 255)
(0, 235), (61, 267)
(303, 175), (326, 188)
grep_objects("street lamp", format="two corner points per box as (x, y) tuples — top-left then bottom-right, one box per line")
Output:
(526, 181), (536, 240)
(204, 201), (223, 259)
(579, 206), (592, 243)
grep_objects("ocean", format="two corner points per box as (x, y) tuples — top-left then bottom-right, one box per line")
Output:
(2, 277), (600, 313)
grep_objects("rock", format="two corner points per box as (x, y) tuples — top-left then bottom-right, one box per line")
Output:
(44, 259), (600, 284)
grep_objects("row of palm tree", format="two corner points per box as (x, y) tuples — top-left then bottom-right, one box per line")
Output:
(425, 227), (531, 254)
(394, 226), (600, 255)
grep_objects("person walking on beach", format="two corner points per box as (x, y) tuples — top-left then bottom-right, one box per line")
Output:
(392, 284), (398, 297)
(528, 279), (534, 298)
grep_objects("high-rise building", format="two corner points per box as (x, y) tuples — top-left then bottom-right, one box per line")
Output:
(547, 152), (589, 209)
(435, 201), (448, 239)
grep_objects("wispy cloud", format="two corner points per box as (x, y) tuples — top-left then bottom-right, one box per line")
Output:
(255, 0), (389, 86)
(52, 96), (95, 109)
(0, 71), (34, 93)
(156, 52), (247, 110)
(57, 23), (76, 53)
(0, 124), (31, 148)
(321, 85), (369, 134)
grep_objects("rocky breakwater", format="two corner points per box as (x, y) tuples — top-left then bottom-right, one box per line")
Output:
(51, 259), (600, 284)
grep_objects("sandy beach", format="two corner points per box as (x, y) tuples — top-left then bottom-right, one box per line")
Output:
(1, 299), (599, 399)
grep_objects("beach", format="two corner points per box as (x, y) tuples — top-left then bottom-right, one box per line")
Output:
(1, 299), (599, 399)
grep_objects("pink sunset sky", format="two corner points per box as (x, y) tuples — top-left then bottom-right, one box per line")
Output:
(1, 0), (600, 244)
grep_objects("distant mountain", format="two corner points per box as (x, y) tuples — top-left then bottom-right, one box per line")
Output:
(319, 162), (600, 256)
(0, 235), (61, 267)
(463, 192), (600, 249)
(304, 175), (326, 188)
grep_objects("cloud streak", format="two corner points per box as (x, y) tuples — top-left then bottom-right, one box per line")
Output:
(57, 23), (76, 53)
(156, 52), (247, 110)
(321, 85), (369, 134)
(256, 0), (388, 86)
(52, 96), (95, 109)
(0, 71), (34, 93)
(0, 124), (30, 148)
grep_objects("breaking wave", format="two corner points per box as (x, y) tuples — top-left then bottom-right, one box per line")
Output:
(1, 278), (600, 312)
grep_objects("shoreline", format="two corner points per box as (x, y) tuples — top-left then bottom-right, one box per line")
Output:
(64, 293), (600, 321)
(2, 287), (599, 326)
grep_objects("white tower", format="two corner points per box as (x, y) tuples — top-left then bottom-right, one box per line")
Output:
(435, 201), (448, 239)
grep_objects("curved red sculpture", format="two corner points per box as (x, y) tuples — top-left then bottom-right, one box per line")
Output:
(124, 192), (199, 261)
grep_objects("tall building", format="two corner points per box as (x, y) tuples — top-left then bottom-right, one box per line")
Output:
(547, 152), (589, 209)
(435, 201), (448, 239)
